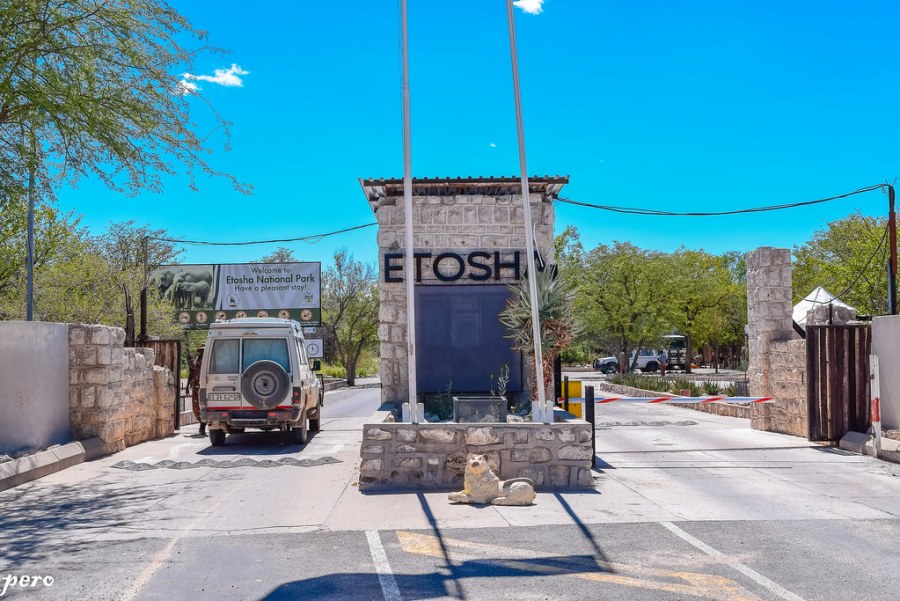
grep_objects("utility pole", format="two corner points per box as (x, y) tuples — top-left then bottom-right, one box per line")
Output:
(889, 185), (897, 315)
(139, 235), (149, 341)
(26, 136), (36, 321)
(506, 0), (547, 423)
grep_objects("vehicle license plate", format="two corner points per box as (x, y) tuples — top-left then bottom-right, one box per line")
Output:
(207, 393), (241, 402)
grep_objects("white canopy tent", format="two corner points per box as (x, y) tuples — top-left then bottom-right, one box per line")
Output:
(792, 286), (857, 329)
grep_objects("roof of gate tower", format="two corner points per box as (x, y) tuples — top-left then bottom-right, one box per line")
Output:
(359, 175), (569, 213)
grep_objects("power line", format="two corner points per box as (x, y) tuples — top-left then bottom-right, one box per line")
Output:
(555, 184), (889, 217)
(152, 222), (377, 246)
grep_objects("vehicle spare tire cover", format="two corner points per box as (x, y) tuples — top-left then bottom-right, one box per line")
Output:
(241, 360), (291, 409)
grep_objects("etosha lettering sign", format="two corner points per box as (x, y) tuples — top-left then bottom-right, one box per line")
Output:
(383, 250), (544, 283)
(151, 262), (321, 328)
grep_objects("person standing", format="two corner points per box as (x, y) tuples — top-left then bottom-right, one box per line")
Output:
(187, 344), (206, 435)
(657, 349), (669, 378)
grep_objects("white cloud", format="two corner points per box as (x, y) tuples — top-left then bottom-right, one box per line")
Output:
(489, 142), (497, 148)
(514, 0), (544, 15)
(180, 64), (250, 92)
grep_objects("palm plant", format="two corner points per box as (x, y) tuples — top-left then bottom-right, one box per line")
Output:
(499, 268), (578, 402)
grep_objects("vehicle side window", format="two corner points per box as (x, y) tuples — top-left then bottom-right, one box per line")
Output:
(242, 339), (290, 372)
(209, 339), (240, 374)
(296, 338), (308, 365)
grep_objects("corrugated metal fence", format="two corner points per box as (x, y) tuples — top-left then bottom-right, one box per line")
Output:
(136, 339), (182, 429)
(806, 325), (871, 443)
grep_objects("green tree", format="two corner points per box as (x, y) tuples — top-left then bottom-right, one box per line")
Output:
(692, 281), (747, 372)
(0, 219), (182, 337)
(668, 249), (739, 373)
(0, 197), (74, 297)
(553, 225), (586, 289)
(96, 221), (180, 273)
(255, 247), (297, 264)
(792, 213), (888, 316)
(499, 268), (577, 401)
(0, 0), (249, 201)
(321, 249), (378, 386)
(575, 242), (673, 369)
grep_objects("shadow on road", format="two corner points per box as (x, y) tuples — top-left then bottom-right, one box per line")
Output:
(259, 553), (614, 600)
(0, 477), (189, 568)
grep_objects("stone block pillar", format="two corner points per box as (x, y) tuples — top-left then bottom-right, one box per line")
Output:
(364, 177), (563, 406)
(746, 247), (795, 397)
(746, 247), (802, 433)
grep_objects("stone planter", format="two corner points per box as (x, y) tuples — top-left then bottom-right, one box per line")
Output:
(359, 409), (594, 490)
(453, 396), (506, 423)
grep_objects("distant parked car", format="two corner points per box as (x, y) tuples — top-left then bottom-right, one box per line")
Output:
(593, 356), (619, 374)
(629, 348), (665, 373)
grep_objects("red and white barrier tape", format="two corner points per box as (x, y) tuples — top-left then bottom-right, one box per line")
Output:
(563, 396), (774, 404)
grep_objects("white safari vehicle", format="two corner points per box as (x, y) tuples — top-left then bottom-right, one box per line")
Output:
(199, 318), (323, 446)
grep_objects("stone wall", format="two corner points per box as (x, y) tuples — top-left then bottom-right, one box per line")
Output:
(373, 192), (555, 405)
(752, 339), (807, 436)
(745, 247), (806, 436)
(68, 325), (175, 454)
(359, 413), (593, 490)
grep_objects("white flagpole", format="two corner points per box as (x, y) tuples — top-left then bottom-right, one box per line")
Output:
(401, 0), (418, 423)
(505, 0), (547, 423)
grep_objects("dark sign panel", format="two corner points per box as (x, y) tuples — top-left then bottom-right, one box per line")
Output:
(414, 284), (523, 394)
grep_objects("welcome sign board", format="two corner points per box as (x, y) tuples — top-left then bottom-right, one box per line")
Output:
(151, 262), (321, 328)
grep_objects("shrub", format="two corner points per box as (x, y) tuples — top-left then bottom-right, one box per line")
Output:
(609, 372), (670, 392)
(320, 363), (346, 378)
(670, 378), (691, 394)
(701, 380), (722, 395)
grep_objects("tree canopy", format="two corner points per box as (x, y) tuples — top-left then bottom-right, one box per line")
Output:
(575, 242), (674, 365)
(321, 249), (379, 386)
(667, 248), (741, 372)
(0, 215), (182, 336)
(792, 213), (889, 316)
(0, 0), (248, 203)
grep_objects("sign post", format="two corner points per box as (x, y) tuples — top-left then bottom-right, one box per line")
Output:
(871, 354), (882, 458)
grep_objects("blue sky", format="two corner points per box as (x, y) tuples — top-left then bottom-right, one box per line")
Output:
(58, 0), (900, 267)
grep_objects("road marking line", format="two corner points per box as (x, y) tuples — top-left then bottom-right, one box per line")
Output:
(366, 530), (402, 601)
(120, 476), (230, 601)
(660, 522), (807, 601)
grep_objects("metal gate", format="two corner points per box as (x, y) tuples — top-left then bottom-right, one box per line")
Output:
(806, 325), (871, 442)
(136, 339), (182, 429)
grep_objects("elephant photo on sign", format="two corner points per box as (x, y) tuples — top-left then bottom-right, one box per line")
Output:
(151, 266), (216, 311)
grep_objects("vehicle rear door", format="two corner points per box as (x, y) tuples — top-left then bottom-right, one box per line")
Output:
(204, 337), (242, 410)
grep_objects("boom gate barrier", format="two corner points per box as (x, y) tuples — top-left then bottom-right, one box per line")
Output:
(571, 387), (774, 469)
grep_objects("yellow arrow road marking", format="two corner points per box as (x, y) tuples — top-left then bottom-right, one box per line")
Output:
(396, 531), (762, 601)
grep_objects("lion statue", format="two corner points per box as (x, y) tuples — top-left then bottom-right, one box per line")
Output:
(448, 454), (536, 506)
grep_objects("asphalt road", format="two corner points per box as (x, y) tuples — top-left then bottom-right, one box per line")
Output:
(1, 382), (900, 601)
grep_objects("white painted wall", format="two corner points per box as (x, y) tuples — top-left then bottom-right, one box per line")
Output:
(0, 322), (70, 454)
(872, 315), (900, 430)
